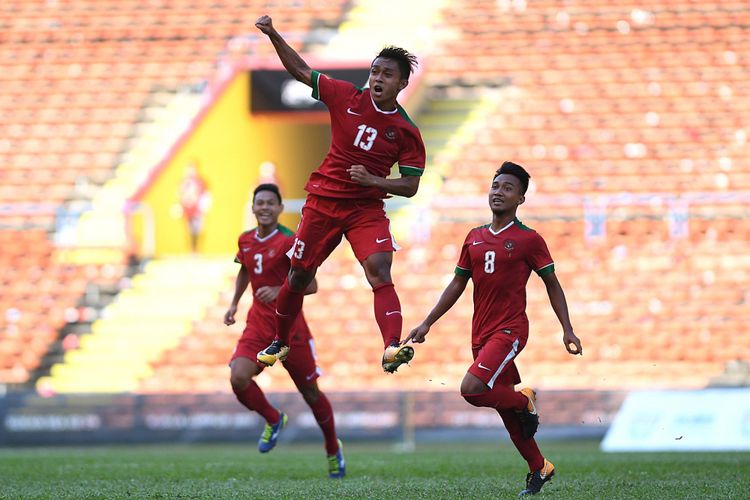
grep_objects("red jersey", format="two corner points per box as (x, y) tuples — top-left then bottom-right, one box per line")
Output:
(234, 225), (309, 341)
(455, 218), (554, 347)
(306, 70), (426, 199)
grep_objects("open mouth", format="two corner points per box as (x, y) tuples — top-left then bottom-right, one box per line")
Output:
(372, 84), (383, 94)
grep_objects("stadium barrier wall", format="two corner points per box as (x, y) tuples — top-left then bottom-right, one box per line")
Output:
(601, 388), (750, 451)
(0, 390), (620, 446)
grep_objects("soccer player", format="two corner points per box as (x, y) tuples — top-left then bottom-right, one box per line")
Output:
(253, 15), (426, 373)
(406, 162), (583, 496)
(224, 183), (345, 479)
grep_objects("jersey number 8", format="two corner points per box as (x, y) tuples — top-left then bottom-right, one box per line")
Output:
(484, 250), (495, 273)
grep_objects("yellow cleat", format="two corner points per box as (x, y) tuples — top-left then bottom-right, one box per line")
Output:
(257, 340), (290, 367)
(382, 343), (414, 373)
(519, 458), (555, 496)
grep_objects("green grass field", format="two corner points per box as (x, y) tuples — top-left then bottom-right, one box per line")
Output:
(1, 440), (748, 499)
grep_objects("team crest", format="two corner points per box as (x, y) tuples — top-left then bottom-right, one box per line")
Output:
(268, 249), (276, 257)
(385, 126), (397, 141)
(503, 239), (516, 252)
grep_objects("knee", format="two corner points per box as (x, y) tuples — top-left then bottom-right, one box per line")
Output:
(230, 373), (251, 393)
(460, 374), (488, 395)
(299, 384), (320, 404)
(288, 269), (313, 291)
(366, 263), (392, 287)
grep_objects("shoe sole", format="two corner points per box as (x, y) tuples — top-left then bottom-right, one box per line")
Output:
(382, 345), (414, 373)
(256, 355), (277, 367)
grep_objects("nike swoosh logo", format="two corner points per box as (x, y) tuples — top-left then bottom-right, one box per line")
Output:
(375, 237), (390, 243)
(472, 241), (484, 246)
(477, 363), (492, 371)
(347, 108), (361, 115)
(385, 311), (401, 316)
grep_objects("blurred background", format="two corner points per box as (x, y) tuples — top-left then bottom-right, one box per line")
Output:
(1, 0), (748, 450)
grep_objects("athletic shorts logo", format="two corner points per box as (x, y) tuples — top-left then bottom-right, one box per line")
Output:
(477, 363), (492, 371)
(385, 311), (401, 316)
(375, 237), (390, 243)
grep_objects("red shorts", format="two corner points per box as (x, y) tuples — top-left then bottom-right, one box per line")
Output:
(288, 194), (398, 270)
(468, 333), (526, 389)
(230, 318), (320, 387)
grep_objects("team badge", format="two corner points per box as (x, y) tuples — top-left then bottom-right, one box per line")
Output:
(385, 126), (397, 141)
(268, 249), (276, 257)
(503, 239), (516, 252)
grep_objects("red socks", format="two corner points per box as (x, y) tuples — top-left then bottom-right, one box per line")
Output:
(498, 409), (545, 471)
(233, 380), (280, 424)
(461, 384), (528, 411)
(307, 392), (340, 455)
(372, 282), (402, 348)
(274, 281), (305, 345)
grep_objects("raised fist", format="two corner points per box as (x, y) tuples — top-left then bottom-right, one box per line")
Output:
(255, 15), (274, 35)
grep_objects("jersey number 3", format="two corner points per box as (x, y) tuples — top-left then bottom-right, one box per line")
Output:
(354, 124), (377, 151)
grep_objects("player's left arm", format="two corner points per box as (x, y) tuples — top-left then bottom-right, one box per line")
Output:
(540, 271), (583, 355)
(348, 166), (420, 197)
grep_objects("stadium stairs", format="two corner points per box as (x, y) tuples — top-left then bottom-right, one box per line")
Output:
(35, 257), (236, 394)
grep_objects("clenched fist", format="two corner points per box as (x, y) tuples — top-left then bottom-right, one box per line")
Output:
(255, 15), (274, 35)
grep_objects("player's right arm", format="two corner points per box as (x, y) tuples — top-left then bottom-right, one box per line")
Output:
(406, 273), (469, 343)
(224, 265), (250, 325)
(255, 15), (312, 87)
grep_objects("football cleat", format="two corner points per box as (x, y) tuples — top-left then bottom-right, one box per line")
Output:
(327, 439), (346, 479)
(519, 459), (555, 496)
(382, 343), (414, 373)
(257, 339), (290, 367)
(258, 412), (287, 453)
(517, 387), (539, 440)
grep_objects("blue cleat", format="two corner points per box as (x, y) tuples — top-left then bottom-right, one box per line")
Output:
(258, 412), (287, 453)
(327, 439), (346, 478)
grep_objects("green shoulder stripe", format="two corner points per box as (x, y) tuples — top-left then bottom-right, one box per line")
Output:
(397, 104), (419, 129)
(278, 224), (294, 236)
(241, 228), (256, 236)
(455, 266), (471, 278)
(399, 165), (423, 177)
(311, 70), (321, 100)
(473, 223), (491, 231)
(513, 217), (535, 232)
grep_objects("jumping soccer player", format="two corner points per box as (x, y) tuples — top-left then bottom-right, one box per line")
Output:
(253, 15), (426, 373)
(406, 162), (582, 495)
(224, 183), (344, 478)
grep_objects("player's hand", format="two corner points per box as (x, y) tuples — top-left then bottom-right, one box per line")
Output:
(405, 323), (431, 344)
(348, 165), (378, 187)
(256, 286), (280, 304)
(224, 305), (238, 325)
(563, 329), (582, 355)
(255, 15), (275, 35)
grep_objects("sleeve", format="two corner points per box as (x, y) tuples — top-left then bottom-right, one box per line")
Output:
(528, 233), (555, 277)
(398, 127), (426, 177)
(234, 239), (243, 266)
(283, 235), (296, 262)
(454, 232), (473, 277)
(311, 70), (353, 108)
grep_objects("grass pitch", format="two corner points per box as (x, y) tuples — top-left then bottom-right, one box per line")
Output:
(1, 440), (748, 499)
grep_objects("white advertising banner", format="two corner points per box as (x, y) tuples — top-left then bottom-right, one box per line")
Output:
(601, 388), (750, 452)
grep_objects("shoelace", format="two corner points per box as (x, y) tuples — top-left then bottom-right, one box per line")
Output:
(260, 424), (273, 442)
(327, 454), (340, 474)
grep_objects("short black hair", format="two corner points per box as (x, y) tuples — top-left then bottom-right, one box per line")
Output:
(494, 161), (530, 195)
(374, 46), (418, 80)
(253, 183), (282, 204)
